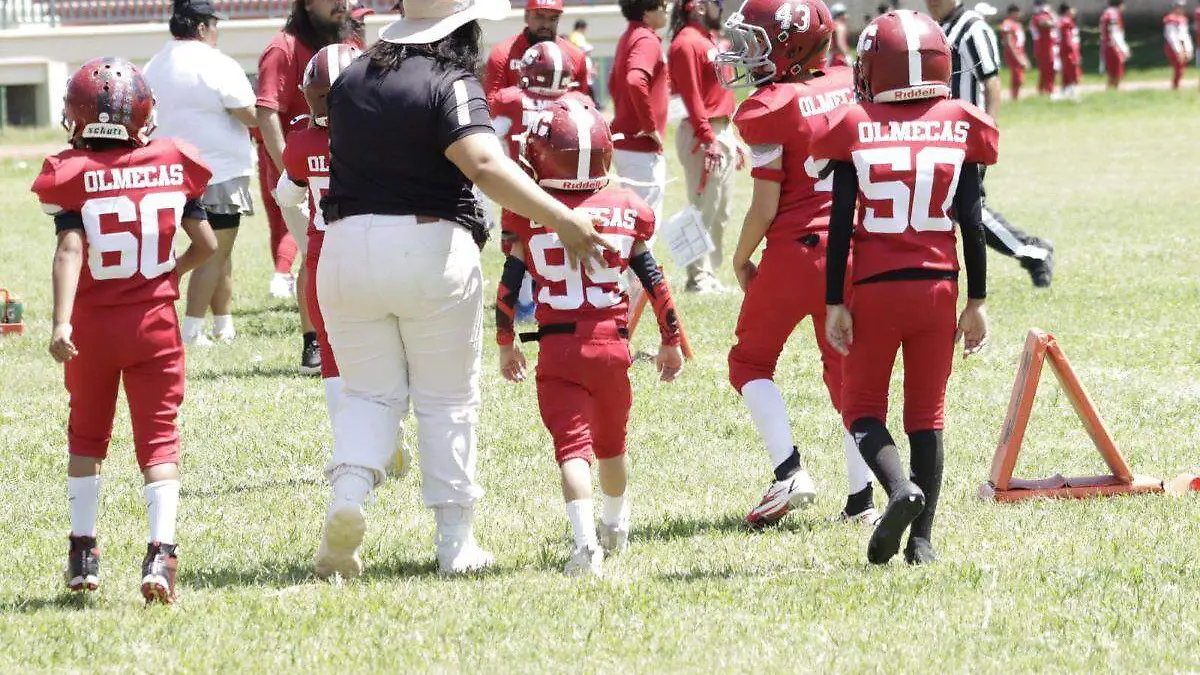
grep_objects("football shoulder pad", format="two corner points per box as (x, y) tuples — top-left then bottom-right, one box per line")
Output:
(733, 84), (799, 147)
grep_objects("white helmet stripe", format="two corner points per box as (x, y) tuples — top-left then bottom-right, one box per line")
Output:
(545, 42), (564, 90)
(326, 46), (342, 85)
(563, 97), (592, 182)
(897, 10), (924, 87)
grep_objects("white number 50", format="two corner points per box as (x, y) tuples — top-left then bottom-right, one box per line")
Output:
(852, 146), (965, 234)
(80, 192), (185, 280)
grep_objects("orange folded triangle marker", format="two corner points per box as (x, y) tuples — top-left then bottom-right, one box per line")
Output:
(979, 329), (1163, 502)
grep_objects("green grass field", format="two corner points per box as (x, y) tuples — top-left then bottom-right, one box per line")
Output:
(1, 89), (1199, 673)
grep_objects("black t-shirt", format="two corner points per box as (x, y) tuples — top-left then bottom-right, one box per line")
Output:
(323, 54), (493, 232)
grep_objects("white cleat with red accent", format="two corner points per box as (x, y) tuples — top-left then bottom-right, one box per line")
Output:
(745, 470), (817, 528)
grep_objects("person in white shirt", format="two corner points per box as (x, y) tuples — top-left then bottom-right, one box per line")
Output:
(144, 0), (257, 345)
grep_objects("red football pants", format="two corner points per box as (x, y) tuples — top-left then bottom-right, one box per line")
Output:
(841, 280), (957, 434)
(535, 321), (633, 465)
(1104, 49), (1125, 86)
(728, 234), (844, 412)
(1008, 64), (1026, 100)
(305, 229), (339, 378)
(256, 143), (298, 275)
(65, 301), (185, 469)
(1167, 46), (1187, 89)
(1061, 58), (1081, 87)
(1035, 55), (1057, 94)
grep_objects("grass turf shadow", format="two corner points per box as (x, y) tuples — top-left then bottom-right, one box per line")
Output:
(0, 592), (101, 615)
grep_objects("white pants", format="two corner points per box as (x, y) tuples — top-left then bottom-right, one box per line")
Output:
(612, 149), (666, 223)
(316, 215), (484, 507)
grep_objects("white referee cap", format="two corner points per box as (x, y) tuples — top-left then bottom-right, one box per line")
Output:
(381, 0), (511, 45)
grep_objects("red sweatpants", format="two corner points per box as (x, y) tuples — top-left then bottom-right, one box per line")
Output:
(841, 280), (957, 434)
(1008, 65), (1026, 100)
(1035, 56), (1057, 95)
(728, 234), (844, 412)
(256, 143), (298, 275)
(535, 321), (633, 465)
(1167, 47), (1187, 89)
(1062, 59), (1081, 87)
(305, 229), (339, 378)
(65, 300), (185, 469)
(1104, 49), (1126, 87)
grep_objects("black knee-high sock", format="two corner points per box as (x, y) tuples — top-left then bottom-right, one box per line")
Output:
(907, 429), (944, 542)
(850, 418), (906, 497)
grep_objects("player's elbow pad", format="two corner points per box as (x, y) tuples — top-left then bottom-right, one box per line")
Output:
(629, 251), (682, 347)
(274, 172), (308, 209)
(496, 255), (528, 346)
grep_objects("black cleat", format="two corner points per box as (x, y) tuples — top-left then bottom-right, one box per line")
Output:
(65, 535), (100, 592)
(867, 482), (925, 565)
(141, 542), (178, 605)
(904, 537), (938, 565)
(300, 336), (322, 376)
(1021, 239), (1054, 288)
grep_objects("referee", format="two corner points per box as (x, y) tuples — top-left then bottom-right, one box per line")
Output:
(926, 0), (1055, 288)
(312, 0), (610, 580)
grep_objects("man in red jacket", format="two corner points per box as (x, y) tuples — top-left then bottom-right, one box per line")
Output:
(484, 0), (590, 106)
(610, 0), (670, 220)
(668, 0), (741, 293)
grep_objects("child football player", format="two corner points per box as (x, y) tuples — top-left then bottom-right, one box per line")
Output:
(33, 58), (217, 602)
(814, 11), (997, 564)
(496, 99), (684, 576)
(717, 0), (879, 528)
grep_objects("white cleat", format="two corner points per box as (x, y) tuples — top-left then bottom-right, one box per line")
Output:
(598, 519), (630, 555)
(745, 469), (817, 528)
(436, 538), (496, 576)
(184, 332), (213, 347)
(832, 506), (882, 526)
(563, 543), (603, 577)
(315, 505), (366, 580)
(269, 273), (295, 299)
(214, 329), (235, 344)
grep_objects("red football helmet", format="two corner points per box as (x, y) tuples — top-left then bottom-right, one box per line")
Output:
(518, 42), (575, 94)
(854, 10), (952, 103)
(303, 43), (362, 126)
(717, 0), (835, 88)
(521, 98), (611, 191)
(63, 57), (155, 148)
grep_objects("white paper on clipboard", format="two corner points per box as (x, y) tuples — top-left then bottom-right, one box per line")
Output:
(660, 205), (714, 269)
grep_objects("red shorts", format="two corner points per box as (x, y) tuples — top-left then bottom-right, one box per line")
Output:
(65, 300), (185, 469)
(305, 228), (339, 378)
(1104, 49), (1125, 82)
(535, 320), (632, 465)
(728, 234), (845, 412)
(841, 280), (957, 434)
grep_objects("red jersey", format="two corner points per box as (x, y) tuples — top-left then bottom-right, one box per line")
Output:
(609, 21), (669, 154)
(1060, 15), (1081, 65)
(1030, 9), (1059, 62)
(1000, 18), (1028, 65)
(491, 87), (594, 160)
(811, 98), (999, 282)
(732, 66), (855, 242)
(1100, 7), (1126, 55)
(483, 34), (589, 108)
(507, 188), (654, 327)
(281, 125), (331, 239)
(667, 23), (736, 145)
(256, 32), (317, 136)
(31, 139), (211, 309)
(1165, 14), (1191, 56)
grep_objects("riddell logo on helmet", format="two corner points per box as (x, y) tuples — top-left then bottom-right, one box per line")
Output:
(894, 86), (943, 101)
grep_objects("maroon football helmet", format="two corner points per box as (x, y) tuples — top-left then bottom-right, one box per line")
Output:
(717, 0), (835, 88)
(63, 57), (155, 148)
(518, 42), (575, 94)
(303, 44), (362, 127)
(855, 10), (952, 103)
(521, 98), (611, 191)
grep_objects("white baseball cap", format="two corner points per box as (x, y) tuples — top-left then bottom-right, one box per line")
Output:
(381, 0), (512, 45)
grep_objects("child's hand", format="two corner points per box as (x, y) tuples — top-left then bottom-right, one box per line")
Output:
(825, 304), (853, 356)
(956, 299), (989, 358)
(499, 343), (527, 382)
(49, 323), (78, 363)
(656, 344), (684, 382)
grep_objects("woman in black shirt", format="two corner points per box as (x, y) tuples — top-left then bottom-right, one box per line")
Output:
(313, 0), (610, 580)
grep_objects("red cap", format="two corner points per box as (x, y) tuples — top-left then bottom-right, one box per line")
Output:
(350, 2), (375, 19)
(525, 0), (563, 12)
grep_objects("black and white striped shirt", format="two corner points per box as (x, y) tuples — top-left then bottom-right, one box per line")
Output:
(939, 4), (1001, 107)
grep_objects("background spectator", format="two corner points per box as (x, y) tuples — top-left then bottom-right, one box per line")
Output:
(484, 0), (590, 105)
(1059, 3), (1081, 99)
(1100, 0), (1130, 89)
(610, 0), (669, 221)
(1164, 0), (1193, 90)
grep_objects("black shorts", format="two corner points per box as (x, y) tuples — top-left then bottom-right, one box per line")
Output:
(206, 211), (241, 231)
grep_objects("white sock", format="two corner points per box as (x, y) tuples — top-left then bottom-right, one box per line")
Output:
(144, 479), (180, 545)
(843, 428), (874, 494)
(322, 377), (343, 425)
(329, 465), (373, 516)
(434, 504), (475, 546)
(212, 314), (234, 339)
(565, 499), (597, 548)
(600, 492), (628, 526)
(67, 475), (101, 537)
(741, 379), (796, 469)
(181, 315), (206, 343)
